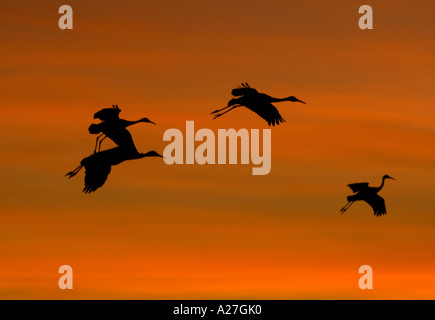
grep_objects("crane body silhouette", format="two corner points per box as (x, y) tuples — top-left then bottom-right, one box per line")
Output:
(340, 175), (395, 216)
(66, 147), (162, 193)
(211, 83), (306, 126)
(89, 105), (155, 153)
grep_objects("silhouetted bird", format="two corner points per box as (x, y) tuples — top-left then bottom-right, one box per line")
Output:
(340, 175), (395, 216)
(89, 105), (156, 153)
(65, 147), (162, 193)
(210, 83), (306, 126)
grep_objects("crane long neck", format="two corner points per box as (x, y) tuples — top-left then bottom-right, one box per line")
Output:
(269, 96), (287, 103)
(121, 119), (143, 128)
(376, 177), (387, 192)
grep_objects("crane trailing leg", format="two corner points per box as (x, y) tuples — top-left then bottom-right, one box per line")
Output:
(340, 193), (363, 213)
(96, 135), (107, 153)
(93, 134), (107, 154)
(65, 164), (83, 179)
(340, 200), (355, 214)
(340, 201), (354, 213)
(210, 98), (240, 115)
(211, 106), (240, 120)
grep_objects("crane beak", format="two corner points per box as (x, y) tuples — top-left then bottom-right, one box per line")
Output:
(296, 99), (306, 104)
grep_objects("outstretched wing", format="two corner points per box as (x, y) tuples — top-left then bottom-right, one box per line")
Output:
(247, 102), (286, 126)
(94, 106), (121, 121)
(231, 83), (258, 97)
(364, 194), (387, 216)
(83, 161), (111, 193)
(347, 183), (369, 193)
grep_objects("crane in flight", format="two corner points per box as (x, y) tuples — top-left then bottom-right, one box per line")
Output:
(210, 83), (306, 126)
(65, 147), (162, 193)
(340, 174), (396, 216)
(89, 105), (155, 153)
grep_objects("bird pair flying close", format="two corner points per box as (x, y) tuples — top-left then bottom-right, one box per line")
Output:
(66, 105), (162, 193)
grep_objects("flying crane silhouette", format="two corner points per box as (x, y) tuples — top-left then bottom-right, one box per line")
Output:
(66, 147), (162, 193)
(210, 83), (306, 126)
(340, 175), (396, 216)
(89, 105), (156, 153)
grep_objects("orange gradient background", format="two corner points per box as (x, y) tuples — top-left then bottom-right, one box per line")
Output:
(0, 1), (434, 299)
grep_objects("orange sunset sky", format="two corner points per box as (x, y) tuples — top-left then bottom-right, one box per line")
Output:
(0, 1), (434, 299)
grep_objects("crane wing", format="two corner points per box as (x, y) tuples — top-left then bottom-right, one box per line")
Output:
(94, 107), (121, 121)
(231, 87), (258, 97)
(82, 157), (112, 193)
(364, 194), (387, 216)
(347, 183), (369, 193)
(247, 102), (286, 126)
